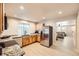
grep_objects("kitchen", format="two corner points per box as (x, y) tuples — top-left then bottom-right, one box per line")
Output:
(0, 3), (79, 56)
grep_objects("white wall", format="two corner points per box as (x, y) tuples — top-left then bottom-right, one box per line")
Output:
(56, 19), (76, 48)
(37, 17), (76, 47)
(1, 18), (36, 36)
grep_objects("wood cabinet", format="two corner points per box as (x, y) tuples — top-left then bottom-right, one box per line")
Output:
(22, 36), (30, 46)
(31, 35), (37, 43)
(36, 35), (41, 42)
(29, 36), (33, 44)
(0, 3), (3, 34)
(22, 34), (41, 47)
(29, 35), (36, 44)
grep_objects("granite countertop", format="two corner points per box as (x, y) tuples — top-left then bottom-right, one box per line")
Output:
(0, 33), (40, 41)
(2, 44), (25, 56)
(0, 35), (25, 56)
(12, 33), (40, 38)
(0, 37), (14, 43)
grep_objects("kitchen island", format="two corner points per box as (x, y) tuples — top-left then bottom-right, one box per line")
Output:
(0, 37), (25, 56)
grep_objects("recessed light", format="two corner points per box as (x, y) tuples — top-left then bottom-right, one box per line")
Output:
(42, 17), (46, 19)
(58, 11), (62, 14)
(20, 5), (24, 10)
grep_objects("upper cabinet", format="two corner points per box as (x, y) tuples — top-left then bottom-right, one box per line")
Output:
(0, 3), (3, 34)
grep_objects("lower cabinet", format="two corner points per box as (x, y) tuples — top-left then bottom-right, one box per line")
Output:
(29, 36), (33, 44)
(22, 35), (41, 47)
(22, 36), (30, 46)
(31, 35), (37, 43)
(36, 35), (41, 42)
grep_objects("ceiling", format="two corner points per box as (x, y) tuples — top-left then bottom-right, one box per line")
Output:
(4, 3), (79, 22)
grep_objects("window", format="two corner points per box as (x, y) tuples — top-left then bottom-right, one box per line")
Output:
(18, 23), (30, 35)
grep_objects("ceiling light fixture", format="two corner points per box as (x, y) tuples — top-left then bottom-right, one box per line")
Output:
(42, 17), (46, 19)
(20, 5), (24, 10)
(58, 11), (62, 14)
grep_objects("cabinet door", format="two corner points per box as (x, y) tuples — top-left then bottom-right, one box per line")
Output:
(22, 36), (30, 46)
(22, 37), (26, 46)
(37, 35), (41, 42)
(29, 36), (33, 44)
(0, 3), (3, 34)
(32, 35), (36, 43)
(25, 36), (29, 45)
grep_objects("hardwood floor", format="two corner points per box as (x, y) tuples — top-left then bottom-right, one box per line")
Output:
(22, 42), (79, 56)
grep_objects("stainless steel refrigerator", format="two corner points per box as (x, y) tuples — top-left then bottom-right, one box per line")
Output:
(40, 26), (53, 47)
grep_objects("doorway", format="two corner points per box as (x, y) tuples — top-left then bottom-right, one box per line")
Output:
(55, 20), (76, 50)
